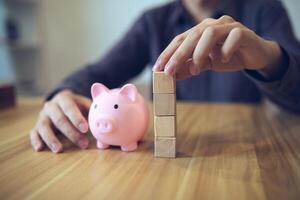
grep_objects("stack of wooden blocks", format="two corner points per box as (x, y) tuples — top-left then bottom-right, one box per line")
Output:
(153, 71), (176, 158)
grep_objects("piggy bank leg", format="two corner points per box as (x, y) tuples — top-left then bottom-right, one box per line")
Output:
(97, 140), (109, 149)
(121, 143), (138, 152)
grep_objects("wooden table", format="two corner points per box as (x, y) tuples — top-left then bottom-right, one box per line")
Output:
(1, 98), (300, 200)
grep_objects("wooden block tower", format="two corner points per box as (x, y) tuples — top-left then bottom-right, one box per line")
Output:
(153, 71), (176, 158)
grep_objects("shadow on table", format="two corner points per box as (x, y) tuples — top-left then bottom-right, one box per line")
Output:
(176, 130), (254, 158)
(56, 133), (152, 154)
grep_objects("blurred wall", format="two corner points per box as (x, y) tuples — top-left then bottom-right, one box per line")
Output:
(0, 1), (15, 85)
(282, 0), (300, 39)
(39, 0), (170, 95)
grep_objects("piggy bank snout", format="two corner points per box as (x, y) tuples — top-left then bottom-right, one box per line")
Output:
(95, 118), (115, 134)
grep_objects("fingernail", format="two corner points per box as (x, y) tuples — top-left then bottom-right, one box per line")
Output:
(78, 138), (89, 149)
(31, 141), (39, 151)
(79, 122), (88, 133)
(51, 142), (62, 153)
(152, 63), (159, 71)
(34, 143), (42, 151)
(153, 60), (162, 71)
(164, 60), (175, 74)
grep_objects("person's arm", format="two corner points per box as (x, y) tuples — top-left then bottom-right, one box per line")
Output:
(153, 3), (300, 113)
(30, 13), (151, 153)
(47, 13), (150, 100)
(244, 1), (300, 113)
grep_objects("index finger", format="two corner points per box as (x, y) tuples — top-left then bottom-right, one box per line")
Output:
(153, 31), (189, 72)
(74, 94), (92, 111)
(57, 96), (89, 133)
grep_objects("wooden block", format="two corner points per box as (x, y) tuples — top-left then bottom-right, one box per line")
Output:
(154, 116), (176, 137)
(155, 137), (176, 158)
(153, 93), (175, 116)
(153, 71), (175, 94)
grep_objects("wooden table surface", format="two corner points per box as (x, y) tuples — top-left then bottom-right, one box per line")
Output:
(1, 98), (300, 200)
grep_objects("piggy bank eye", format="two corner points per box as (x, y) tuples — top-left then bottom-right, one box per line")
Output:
(94, 104), (98, 109)
(114, 104), (119, 109)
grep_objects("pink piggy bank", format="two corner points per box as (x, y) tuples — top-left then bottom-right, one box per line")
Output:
(88, 83), (149, 151)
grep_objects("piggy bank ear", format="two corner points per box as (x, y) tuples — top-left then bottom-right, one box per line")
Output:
(119, 84), (137, 102)
(91, 83), (109, 99)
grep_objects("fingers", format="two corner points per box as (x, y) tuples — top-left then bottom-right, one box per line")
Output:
(74, 94), (92, 111)
(171, 23), (234, 77)
(175, 59), (193, 80)
(153, 32), (188, 72)
(30, 129), (44, 151)
(74, 95), (92, 118)
(56, 96), (89, 133)
(164, 28), (203, 75)
(221, 27), (245, 62)
(44, 102), (89, 149)
(190, 57), (212, 75)
(192, 23), (242, 73)
(153, 17), (226, 75)
(36, 117), (63, 153)
(175, 58), (211, 80)
(153, 15), (250, 78)
(30, 90), (91, 153)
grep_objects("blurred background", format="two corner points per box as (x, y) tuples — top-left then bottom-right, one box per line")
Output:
(0, 0), (299, 103)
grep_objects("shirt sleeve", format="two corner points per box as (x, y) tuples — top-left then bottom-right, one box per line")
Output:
(46, 13), (150, 100)
(244, 0), (300, 113)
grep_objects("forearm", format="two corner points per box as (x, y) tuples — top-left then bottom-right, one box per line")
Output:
(245, 49), (300, 113)
(46, 65), (106, 100)
(245, 0), (300, 113)
(46, 51), (147, 100)
(257, 40), (287, 81)
(46, 12), (151, 101)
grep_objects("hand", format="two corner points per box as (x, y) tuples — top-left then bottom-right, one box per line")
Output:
(153, 15), (282, 80)
(30, 90), (92, 153)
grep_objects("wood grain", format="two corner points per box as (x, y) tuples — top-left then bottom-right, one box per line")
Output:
(0, 97), (300, 200)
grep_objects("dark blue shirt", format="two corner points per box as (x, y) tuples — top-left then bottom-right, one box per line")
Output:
(48, 0), (300, 113)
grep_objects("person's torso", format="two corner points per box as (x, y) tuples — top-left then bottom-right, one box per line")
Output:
(146, 0), (265, 102)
